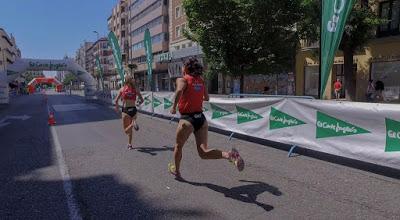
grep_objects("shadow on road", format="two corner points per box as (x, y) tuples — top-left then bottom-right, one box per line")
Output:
(135, 145), (174, 156)
(178, 179), (282, 212)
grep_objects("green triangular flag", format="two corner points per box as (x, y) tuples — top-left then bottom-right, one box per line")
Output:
(236, 106), (263, 124)
(269, 107), (306, 130)
(164, 98), (173, 109)
(210, 103), (232, 119)
(144, 96), (151, 106)
(385, 118), (400, 152)
(153, 97), (162, 108)
(316, 111), (370, 139)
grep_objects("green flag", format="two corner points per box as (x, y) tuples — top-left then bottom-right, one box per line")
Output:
(95, 56), (105, 90)
(108, 31), (125, 83)
(320, 0), (355, 97)
(144, 29), (153, 91)
(385, 118), (400, 152)
(316, 111), (369, 138)
(236, 106), (263, 124)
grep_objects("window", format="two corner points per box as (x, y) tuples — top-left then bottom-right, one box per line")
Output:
(304, 66), (319, 97)
(174, 45), (180, 50)
(130, 16), (167, 37)
(129, 0), (162, 24)
(371, 61), (400, 101)
(378, 0), (400, 36)
(132, 33), (168, 51)
(188, 42), (193, 48)
(175, 26), (181, 38)
(175, 6), (181, 18)
(182, 43), (186, 49)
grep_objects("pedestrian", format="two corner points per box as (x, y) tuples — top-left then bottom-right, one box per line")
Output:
(375, 80), (385, 102)
(114, 75), (144, 150)
(169, 58), (244, 179)
(334, 79), (342, 100)
(366, 79), (375, 102)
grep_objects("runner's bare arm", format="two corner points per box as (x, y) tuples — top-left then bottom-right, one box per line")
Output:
(136, 88), (144, 104)
(171, 78), (187, 113)
(203, 83), (210, 101)
(115, 89), (122, 111)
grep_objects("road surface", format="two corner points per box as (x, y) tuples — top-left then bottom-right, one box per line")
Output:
(0, 91), (399, 219)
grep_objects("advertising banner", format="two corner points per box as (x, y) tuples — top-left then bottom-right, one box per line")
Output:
(137, 91), (153, 113)
(152, 92), (179, 118)
(144, 29), (153, 90)
(320, 0), (355, 96)
(133, 91), (400, 170)
(108, 31), (125, 83)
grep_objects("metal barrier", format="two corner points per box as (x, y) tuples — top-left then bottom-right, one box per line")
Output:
(228, 93), (315, 100)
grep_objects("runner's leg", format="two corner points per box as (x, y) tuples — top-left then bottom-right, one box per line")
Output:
(194, 121), (229, 159)
(122, 113), (133, 145)
(174, 120), (193, 173)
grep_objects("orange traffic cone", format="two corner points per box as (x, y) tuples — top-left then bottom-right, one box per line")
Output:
(48, 112), (56, 126)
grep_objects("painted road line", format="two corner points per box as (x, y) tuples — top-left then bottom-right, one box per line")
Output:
(50, 126), (83, 220)
(52, 104), (98, 112)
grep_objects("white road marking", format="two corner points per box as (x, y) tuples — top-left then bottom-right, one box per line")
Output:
(52, 104), (97, 112)
(0, 115), (31, 128)
(50, 126), (83, 220)
(0, 122), (10, 128)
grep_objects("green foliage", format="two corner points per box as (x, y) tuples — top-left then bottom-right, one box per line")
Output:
(183, 0), (302, 77)
(298, 0), (385, 52)
(63, 73), (78, 86)
(23, 71), (45, 83)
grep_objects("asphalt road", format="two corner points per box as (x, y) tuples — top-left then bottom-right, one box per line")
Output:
(1, 91), (400, 220)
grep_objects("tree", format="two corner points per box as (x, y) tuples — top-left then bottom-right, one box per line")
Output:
(299, 0), (383, 100)
(22, 71), (45, 84)
(63, 73), (78, 86)
(183, 0), (303, 92)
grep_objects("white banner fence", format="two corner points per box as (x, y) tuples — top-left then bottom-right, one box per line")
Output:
(105, 90), (400, 170)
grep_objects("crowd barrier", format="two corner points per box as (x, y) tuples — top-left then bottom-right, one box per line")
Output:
(103, 90), (400, 170)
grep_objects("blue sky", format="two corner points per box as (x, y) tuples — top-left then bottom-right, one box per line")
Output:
(0, 0), (118, 59)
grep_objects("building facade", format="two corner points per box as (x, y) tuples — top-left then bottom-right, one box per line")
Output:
(0, 27), (21, 72)
(127, 0), (170, 91)
(296, 0), (400, 103)
(108, 0), (129, 68)
(85, 38), (116, 90)
(166, 0), (204, 91)
(75, 42), (93, 72)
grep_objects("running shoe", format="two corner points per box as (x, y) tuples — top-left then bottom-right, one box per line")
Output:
(127, 144), (134, 150)
(228, 148), (245, 172)
(133, 121), (139, 131)
(168, 163), (182, 179)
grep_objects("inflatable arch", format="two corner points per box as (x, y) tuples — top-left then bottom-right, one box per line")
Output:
(27, 77), (63, 94)
(0, 58), (96, 103)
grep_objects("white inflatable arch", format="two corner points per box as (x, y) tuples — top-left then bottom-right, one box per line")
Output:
(0, 58), (96, 103)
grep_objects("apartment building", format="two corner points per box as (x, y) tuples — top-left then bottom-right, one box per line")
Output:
(166, 0), (204, 90)
(75, 42), (93, 72)
(128, 0), (170, 91)
(0, 27), (21, 71)
(86, 38), (116, 89)
(108, 0), (129, 67)
(296, 0), (400, 102)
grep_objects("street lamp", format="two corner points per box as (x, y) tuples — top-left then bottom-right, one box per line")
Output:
(93, 31), (99, 40)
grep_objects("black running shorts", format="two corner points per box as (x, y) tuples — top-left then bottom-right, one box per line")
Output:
(180, 112), (206, 132)
(122, 106), (137, 118)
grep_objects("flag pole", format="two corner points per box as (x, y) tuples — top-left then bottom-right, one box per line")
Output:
(318, 0), (322, 99)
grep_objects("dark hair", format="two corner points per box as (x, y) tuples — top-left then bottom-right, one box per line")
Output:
(184, 57), (203, 76)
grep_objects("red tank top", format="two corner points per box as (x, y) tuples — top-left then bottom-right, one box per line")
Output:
(121, 85), (137, 101)
(178, 75), (204, 114)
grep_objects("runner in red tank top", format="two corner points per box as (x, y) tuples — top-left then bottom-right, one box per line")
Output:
(168, 58), (244, 179)
(115, 75), (144, 150)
